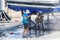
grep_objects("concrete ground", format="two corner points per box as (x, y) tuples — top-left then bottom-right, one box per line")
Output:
(0, 12), (60, 40)
(0, 31), (60, 40)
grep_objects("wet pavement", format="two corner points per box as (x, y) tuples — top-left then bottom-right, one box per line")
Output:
(0, 12), (60, 40)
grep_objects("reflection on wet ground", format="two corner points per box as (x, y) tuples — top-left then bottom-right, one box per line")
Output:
(0, 22), (58, 38)
(0, 13), (60, 38)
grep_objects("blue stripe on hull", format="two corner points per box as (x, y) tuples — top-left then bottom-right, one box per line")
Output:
(8, 5), (54, 14)
(53, 8), (60, 12)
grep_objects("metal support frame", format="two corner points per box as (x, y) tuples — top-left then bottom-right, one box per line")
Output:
(0, 10), (9, 21)
(47, 13), (51, 33)
(0, 11), (2, 21)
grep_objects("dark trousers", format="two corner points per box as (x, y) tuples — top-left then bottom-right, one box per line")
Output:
(36, 22), (44, 36)
(36, 22), (41, 36)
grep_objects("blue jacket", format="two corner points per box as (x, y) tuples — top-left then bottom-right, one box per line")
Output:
(22, 13), (29, 23)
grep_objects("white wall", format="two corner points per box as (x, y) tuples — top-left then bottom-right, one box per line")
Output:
(7, 0), (59, 4)
(0, 0), (5, 11)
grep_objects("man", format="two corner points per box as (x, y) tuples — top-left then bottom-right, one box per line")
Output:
(35, 13), (44, 36)
(22, 10), (30, 37)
